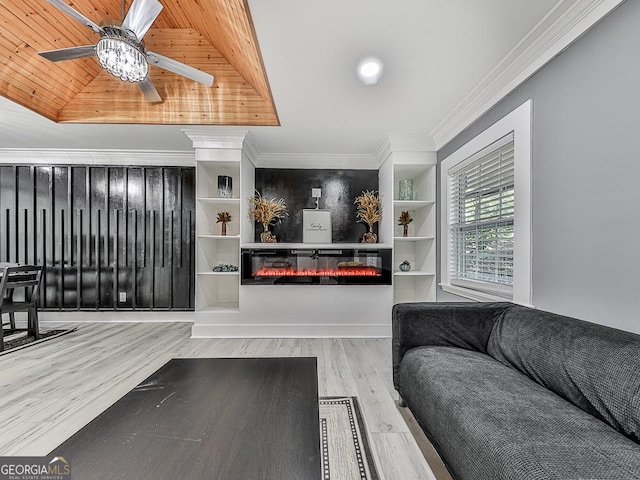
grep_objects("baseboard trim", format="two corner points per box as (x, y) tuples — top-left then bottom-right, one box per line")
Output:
(38, 312), (391, 337)
(40, 311), (194, 323)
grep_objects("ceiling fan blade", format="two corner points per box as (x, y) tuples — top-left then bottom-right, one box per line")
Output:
(146, 51), (214, 86)
(122, 0), (163, 40)
(138, 76), (163, 103)
(38, 45), (96, 62)
(45, 0), (104, 34)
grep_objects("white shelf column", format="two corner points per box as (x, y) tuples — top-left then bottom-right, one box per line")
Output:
(377, 134), (437, 304)
(184, 130), (254, 315)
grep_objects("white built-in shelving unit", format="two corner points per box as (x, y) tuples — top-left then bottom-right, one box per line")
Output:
(391, 155), (437, 303)
(186, 131), (435, 337)
(193, 146), (244, 313)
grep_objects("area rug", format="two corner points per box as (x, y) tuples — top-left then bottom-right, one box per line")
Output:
(320, 396), (379, 480)
(0, 328), (76, 355)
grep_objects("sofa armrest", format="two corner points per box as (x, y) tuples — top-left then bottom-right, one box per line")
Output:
(392, 302), (512, 387)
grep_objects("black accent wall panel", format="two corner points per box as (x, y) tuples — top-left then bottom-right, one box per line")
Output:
(254, 169), (379, 243)
(0, 165), (195, 311)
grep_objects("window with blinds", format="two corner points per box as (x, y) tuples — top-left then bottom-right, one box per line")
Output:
(448, 133), (514, 298)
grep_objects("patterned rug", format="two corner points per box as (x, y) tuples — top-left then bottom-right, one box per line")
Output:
(320, 396), (379, 480)
(0, 328), (76, 355)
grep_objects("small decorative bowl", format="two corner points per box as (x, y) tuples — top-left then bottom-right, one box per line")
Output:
(399, 261), (411, 272)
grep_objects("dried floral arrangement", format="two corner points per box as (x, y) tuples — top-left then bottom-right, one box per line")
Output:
(398, 210), (413, 237)
(354, 190), (381, 230)
(247, 190), (288, 230)
(398, 211), (413, 226)
(216, 211), (232, 224)
(216, 211), (233, 236)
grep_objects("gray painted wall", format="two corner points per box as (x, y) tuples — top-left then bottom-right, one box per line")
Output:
(436, 0), (640, 334)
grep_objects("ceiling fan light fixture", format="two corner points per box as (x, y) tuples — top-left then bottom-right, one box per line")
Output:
(38, 0), (214, 102)
(96, 33), (148, 83)
(357, 56), (384, 86)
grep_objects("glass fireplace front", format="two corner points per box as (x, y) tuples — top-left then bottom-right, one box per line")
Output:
(241, 248), (392, 285)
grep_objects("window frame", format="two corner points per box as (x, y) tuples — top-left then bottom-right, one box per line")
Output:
(440, 99), (533, 306)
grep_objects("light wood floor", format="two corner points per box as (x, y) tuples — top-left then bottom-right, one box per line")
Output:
(0, 322), (438, 480)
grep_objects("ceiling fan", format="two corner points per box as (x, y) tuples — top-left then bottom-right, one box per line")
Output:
(38, 0), (214, 103)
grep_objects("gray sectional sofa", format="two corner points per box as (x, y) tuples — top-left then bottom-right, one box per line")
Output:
(392, 302), (640, 480)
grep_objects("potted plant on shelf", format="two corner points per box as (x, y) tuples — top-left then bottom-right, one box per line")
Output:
(248, 190), (288, 243)
(398, 211), (413, 237)
(216, 211), (232, 236)
(354, 190), (381, 243)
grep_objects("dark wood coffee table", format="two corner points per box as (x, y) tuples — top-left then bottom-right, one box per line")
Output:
(50, 358), (321, 480)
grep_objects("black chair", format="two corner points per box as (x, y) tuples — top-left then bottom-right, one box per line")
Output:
(0, 265), (43, 352)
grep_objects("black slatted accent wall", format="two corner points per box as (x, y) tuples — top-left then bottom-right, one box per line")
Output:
(0, 165), (195, 311)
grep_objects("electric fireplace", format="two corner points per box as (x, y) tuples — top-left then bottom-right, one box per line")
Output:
(241, 248), (392, 285)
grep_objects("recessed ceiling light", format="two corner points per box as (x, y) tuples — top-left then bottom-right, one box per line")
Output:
(357, 56), (384, 85)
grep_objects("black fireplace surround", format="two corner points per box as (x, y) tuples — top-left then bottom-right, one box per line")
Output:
(241, 248), (392, 285)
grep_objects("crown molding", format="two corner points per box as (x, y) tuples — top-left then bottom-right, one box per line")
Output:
(0, 149), (195, 165)
(181, 129), (249, 149)
(251, 133), (436, 170)
(242, 132), (260, 166)
(375, 133), (436, 166)
(374, 136), (393, 166)
(430, 0), (626, 150)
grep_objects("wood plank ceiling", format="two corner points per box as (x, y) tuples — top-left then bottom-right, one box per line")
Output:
(0, 0), (279, 125)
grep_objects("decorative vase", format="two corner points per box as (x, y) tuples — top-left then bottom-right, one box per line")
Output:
(399, 260), (411, 272)
(217, 175), (233, 198)
(221, 223), (227, 236)
(399, 179), (413, 201)
(402, 224), (408, 237)
(260, 225), (277, 243)
(362, 227), (377, 244)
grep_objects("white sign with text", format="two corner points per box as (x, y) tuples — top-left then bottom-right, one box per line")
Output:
(302, 209), (332, 243)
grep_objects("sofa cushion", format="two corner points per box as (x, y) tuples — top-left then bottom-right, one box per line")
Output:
(397, 346), (640, 480)
(392, 302), (511, 388)
(487, 306), (640, 442)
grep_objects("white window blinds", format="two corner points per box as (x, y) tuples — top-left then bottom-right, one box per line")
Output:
(448, 133), (515, 298)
